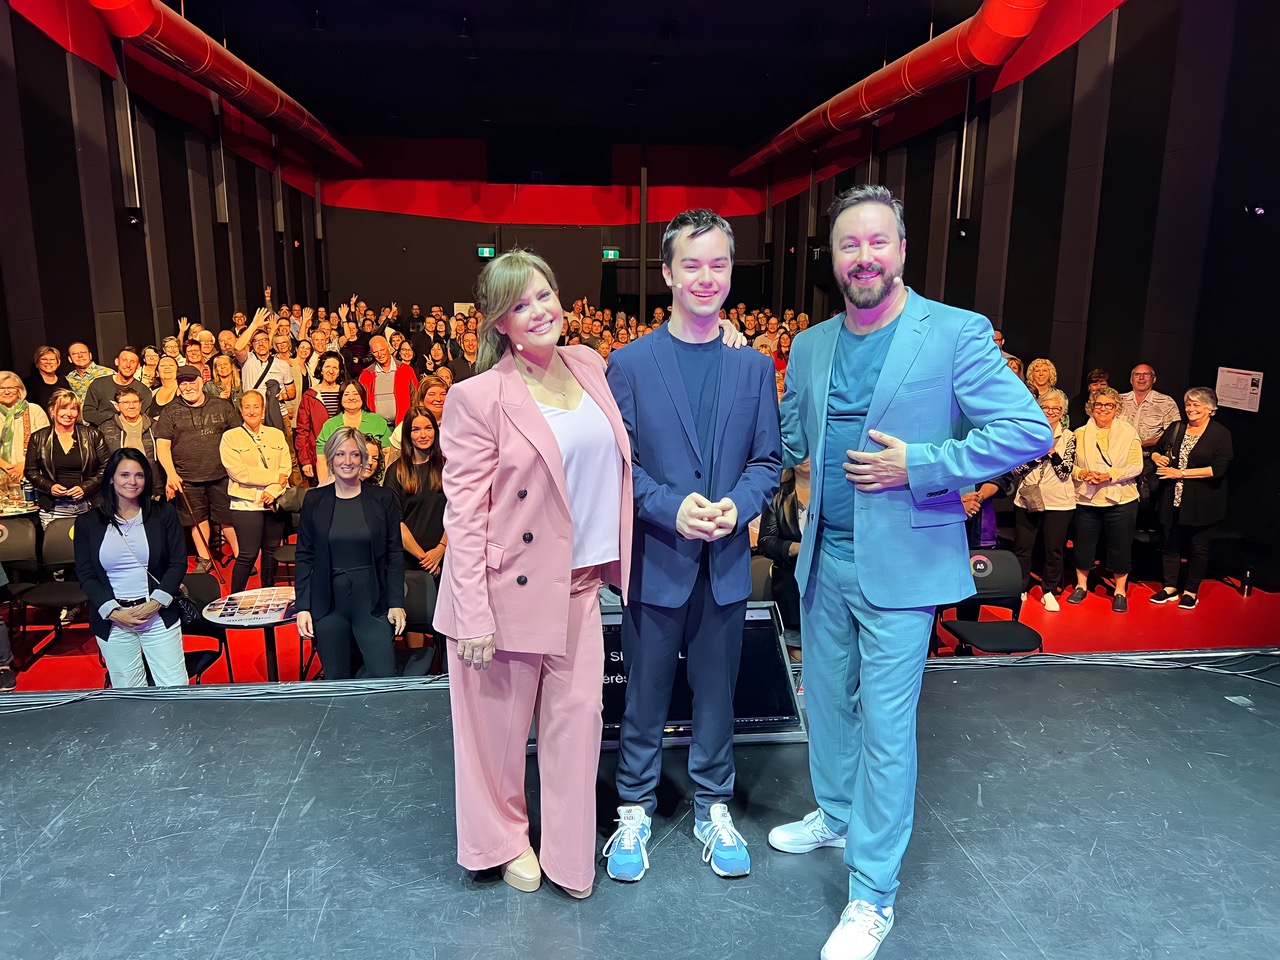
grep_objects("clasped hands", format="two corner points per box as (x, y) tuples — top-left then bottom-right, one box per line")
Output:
(676, 493), (738, 542)
(109, 600), (160, 629)
(50, 484), (85, 500)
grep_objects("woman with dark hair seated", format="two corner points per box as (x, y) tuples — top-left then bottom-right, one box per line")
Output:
(1149, 387), (1233, 610)
(757, 459), (809, 661)
(73, 448), (189, 687)
(383, 405), (448, 667)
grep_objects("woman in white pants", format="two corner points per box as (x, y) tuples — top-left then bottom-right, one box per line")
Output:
(74, 448), (189, 687)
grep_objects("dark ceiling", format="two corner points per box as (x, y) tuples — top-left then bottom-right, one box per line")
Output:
(175, 0), (979, 157)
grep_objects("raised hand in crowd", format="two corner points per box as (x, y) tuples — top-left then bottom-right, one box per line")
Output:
(177, 316), (190, 339)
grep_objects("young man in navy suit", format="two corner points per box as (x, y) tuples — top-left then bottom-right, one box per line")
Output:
(774, 186), (1052, 960)
(603, 209), (782, 882)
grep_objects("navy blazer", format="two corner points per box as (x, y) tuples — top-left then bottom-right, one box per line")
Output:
(607, 326), (782, 608)
(73, 502), (187, 641)
(295, 483), (405, 618)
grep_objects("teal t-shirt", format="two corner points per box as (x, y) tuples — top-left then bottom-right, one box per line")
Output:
(819, 319), (898, 561)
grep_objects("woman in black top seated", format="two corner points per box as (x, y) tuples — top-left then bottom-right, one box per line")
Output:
(74, 448), (188, 687)
(1149, 387), (1233, 610)
(758, 459), (810, 660)
(295, 426), (406, 679)
(383, 405), (447, 665)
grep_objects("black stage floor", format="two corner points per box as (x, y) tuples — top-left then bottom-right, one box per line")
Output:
(1, 657), (1277, 960)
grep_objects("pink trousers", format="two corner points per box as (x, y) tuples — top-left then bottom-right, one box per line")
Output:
(447, 570), (604, 891)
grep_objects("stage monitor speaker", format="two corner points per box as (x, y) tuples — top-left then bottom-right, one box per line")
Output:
(530, 594), (807, 751)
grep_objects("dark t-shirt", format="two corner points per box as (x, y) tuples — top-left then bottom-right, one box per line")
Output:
(24, 373), (70, 411)
(153, 397), (241, 482)
(330, 495), (374, 569)
(384, 464), (447, 566)
(669, 336), (723, 498)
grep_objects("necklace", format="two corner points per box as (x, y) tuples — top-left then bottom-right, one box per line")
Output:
(520, 359), (568, 399)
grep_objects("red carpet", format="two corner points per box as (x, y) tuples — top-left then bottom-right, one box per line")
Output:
(7, 571), (1278, 692)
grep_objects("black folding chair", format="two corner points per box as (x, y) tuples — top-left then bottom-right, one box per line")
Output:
(181, 572), (234, 684)
(933, 550), (1044, 657)
(18, 517), (89, 651)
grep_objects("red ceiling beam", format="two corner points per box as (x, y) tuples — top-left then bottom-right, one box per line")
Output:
(88, 0), (361, 168)
(730, 0), (1048, 178)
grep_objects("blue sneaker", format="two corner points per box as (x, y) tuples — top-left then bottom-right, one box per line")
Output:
(603, 805), (651, 882)
(693, 803), (751, 877)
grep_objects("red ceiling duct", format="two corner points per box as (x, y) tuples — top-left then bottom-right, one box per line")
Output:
(89, 0), (362, 168)
(730, 0), (1048, 178)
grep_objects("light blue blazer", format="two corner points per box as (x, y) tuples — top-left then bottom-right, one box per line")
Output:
(780, 289), (1052, 609)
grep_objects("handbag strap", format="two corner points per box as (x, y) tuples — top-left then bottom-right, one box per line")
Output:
(242, 425), (270, 468)
(111, 515), (164, 594)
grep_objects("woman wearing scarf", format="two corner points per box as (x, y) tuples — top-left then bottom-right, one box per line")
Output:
(0, 371), (50, 498)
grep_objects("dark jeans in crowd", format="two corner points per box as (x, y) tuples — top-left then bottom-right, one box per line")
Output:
(1013, 507), (1075, 595)
(1073, 500), (1139, 577)
(0, 618), (12, 666)
(229, 509), (286, 595)
(1162, 512), (1216, 594)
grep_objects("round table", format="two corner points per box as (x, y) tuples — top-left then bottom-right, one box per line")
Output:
(201, 586), (297, 682)
(0, 503), (37, 517)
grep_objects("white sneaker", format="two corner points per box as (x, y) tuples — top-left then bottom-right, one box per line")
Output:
(821, 900), (894, 960)
(768, 808), (846, 854)
(1042, 592), (1060, 612)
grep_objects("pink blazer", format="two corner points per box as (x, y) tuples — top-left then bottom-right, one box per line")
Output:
(433, 345), (633, 656)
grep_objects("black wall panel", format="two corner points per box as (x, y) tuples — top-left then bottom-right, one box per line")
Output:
(155, 113), (199, 327)
(101, 76), (154, 350)
(13, 16), (94, 349)
(212, 219), (234, 328)
(287, 187), (308, 306)
(235, 156), (264, 304)
(902, 136), (934, 290)
(1003, 47), (1076, 365)
(943, 101), (990, 313)
(1189, 0), (1280, 577)
(1082, 0), (1181, 384)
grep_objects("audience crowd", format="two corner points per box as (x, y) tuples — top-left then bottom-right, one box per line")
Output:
(0, 285), (1233, 691)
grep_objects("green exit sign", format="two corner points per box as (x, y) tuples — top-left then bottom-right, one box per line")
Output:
(477, 244), (496, 259)
(602, 247), (621, 260)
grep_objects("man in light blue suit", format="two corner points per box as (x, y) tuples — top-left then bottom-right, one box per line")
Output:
(770, 186), (1051, 960)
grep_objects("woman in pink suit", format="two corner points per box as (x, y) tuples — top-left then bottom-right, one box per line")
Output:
(434, 250), (633, 900)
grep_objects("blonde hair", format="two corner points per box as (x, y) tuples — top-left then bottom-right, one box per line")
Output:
(0, 371), (27, 400)
(411, 374), (449, 407)
(47, 388), (81, 419)
(474, 249), (559, 373)
(323, 426), (370, 473)
(1026, 358), (1057, 388)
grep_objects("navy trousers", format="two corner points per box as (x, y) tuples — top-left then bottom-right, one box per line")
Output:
(616, 562), (747, 821)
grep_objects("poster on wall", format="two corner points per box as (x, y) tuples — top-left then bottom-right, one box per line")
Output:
(1215, 367), (1263, 413)
(452, 302), (475, 318)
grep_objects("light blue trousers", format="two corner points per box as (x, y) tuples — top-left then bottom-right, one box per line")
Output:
(801, 549), (934, 906)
